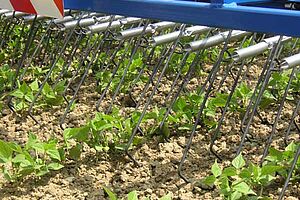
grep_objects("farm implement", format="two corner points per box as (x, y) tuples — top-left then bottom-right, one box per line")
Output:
(0, 0), (299, 199)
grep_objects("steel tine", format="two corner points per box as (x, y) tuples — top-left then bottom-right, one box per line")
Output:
(19, 23), (58, 81)
(178, 30), (233, 183)
(24, 21), (53, 68)
(7, 16), (39, 111)
(259, 40), (300, 155)
(261, 66), (296, 163)
(95, 39), (130, 112)
(158, 47), (207, 140)
(53, 31), (85, 86)
(27, 28), (76, 124)
(0, 18), (17, 49)
(210, 59), (247, 160)
(129, 24), (181, 102)
(163, 33), (204, 102)
(236, 36), (284, 156)
(9, 22), (26, 68)
(284, 100), (300, 145)
(94, 19), (141, 111)
(126, 45), (157, 97)
(134, 44), (171, 109)
(209, 34), (257, 160)
(62, 33), (95, 97)
(125, 24), (187, 165)
(61, 16), (119, 128)
(216, 34), (252, 92)
(105, 21), (151, 113)
(278, 145), (300, 200)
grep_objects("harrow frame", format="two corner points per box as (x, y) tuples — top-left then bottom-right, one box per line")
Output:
(64, 0), (300, 37)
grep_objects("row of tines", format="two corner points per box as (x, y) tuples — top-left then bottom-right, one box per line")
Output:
(0, 10), (299, 198)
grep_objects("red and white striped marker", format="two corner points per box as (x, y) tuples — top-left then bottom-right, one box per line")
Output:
(0, 0), (64, 18)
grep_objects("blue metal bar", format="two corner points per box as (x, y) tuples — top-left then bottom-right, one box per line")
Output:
(224, 0), (272, 4)
(64, 0), (300, 37)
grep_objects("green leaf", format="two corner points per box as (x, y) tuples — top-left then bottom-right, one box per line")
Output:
(30, 80), (39, 91)
(8, 142), (23, 153)
(69, 144), (82, 160)
(266, 147), (283, 162)
(127, 191), (138, 200)
(46, 147), (61, 161)
(53, 80), (66, 93)
(36, 167), (49, 177)
(233, 182), (256, 195)
(211, 95), (227, 107)
(223, 166), (237, 177)
(20, 82), (30, 94)
(0, 140), (13, 162)
(240, 168), (251, 179)
(24, 93), (34, 102)
(2, 167), (13, 182)
(202, 175), (216, 186)
(64, 126), (90, 142)
(159, 192), (172, 200)
(102, 186), (118, 200)
(285, 141), (297, 152)
(94, 123), (114, 131)
(261, 165), (283, 176)
(48, 162), (64, 170)
(231, 191), (242, 200)
(26, 134), (45, 153)
(232, 154), (245, 169)
(12, 154), (26, 163)
(212, 160), (222, 177)
(220, 176), (230, 195)
(10, 89), (24, 98)
(175, 98), (187, 111)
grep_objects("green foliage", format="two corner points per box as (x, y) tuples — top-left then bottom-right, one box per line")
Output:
(64, 108), (144, 159)
(0, 64), (16, 93)
(202, 145), (300, 200)
(265, 142), (300, 180)
(10, 80), (66, 112)
(102, 186), (173, 200)
(0, 134), (63, 182)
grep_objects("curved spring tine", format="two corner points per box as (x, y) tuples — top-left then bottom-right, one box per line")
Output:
(0, 18), (18, 49)
(134, 45), (170, 109)
(94, 19), (144, 111)
(105, 21), (151, 113)
(236, 36), (284, 156)
(95, 39), (131, 112)
(125, 24), (187, 165)
(9, 22), (26, 68)
(164, 33), (205, 102)
(27, 28), (76, 124)
(19, 21), (53, 75)
(19, 22), (56, 81)
(60, 16), (119, 128)
(216, 34), (253, 92)
(94, 21), (145, 106)
(178, 30), (233, 183)
(124, 25), (180, 104)
(53, 32), (85, 86)
(260, 65), (297, 164)
(7, 16), (39, 111)
(157, 47), (208, 141)
(209, 34), (257, 160)
(61, 33), (94, 97)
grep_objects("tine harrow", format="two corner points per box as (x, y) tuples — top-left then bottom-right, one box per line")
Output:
(1, 1), (300, 198)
